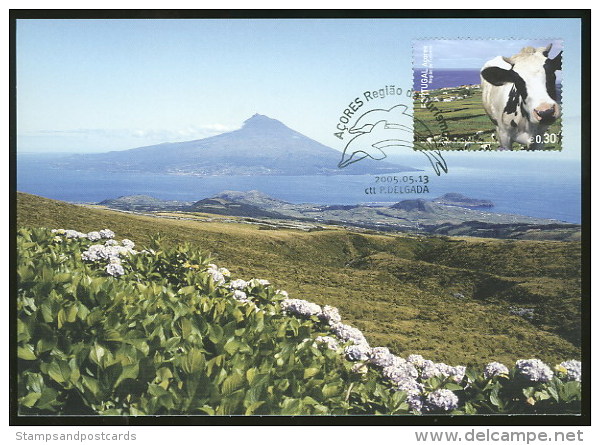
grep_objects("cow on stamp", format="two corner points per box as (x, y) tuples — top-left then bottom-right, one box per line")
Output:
(480, 43), (562, 150)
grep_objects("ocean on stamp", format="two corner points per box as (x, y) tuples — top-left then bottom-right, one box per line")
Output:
(413, 39), (563, 151)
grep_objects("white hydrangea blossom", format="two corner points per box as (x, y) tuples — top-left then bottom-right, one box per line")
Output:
(121, 239), (135, 249)
(420, 360), (444, 380)
(396, 379), (425, 412)
(229, 279), (249, 290)
(329, 322), (369, 347)
(81, 244), (136, 262)
(219, 267), (231, 277)
(382, 361), (419, 383)
(345, 344), (371, 361)
(484, 362), (510, 379)
(280, 298), (322, 318)
(424, 389), (459, 412)
(407, 354), (426, 368)
(207, 268), (225, 284)
(99, 229), (115, 239)
(232, 290), (249, 303)
(104, 239), (119, 246)
(65, 229), (86, 239)
(558, 360), (581, 382)
(86, 231), (102, 241)
(369, 347), (396, 368)
(105, 263), (125, 277)
(515, 359), (554, 383)
(275, 289), (289, 298)
(319, 305), (342, 325)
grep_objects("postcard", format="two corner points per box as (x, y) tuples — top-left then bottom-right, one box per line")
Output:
(12, 11), (589, 426)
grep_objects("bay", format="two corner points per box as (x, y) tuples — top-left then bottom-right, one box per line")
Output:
(16, 153), (581, 224)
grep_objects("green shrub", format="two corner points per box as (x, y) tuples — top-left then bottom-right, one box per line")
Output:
(16, 227), (581, 416)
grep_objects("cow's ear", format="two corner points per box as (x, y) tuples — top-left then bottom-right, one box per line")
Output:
(548, 51), (563, 71)
(481, 67), (517, 86)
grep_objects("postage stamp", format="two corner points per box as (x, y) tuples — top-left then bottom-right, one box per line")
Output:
(412, 39), (563, 151)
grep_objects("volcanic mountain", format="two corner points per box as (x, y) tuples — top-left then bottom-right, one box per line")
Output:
(56, 114), (415, 176)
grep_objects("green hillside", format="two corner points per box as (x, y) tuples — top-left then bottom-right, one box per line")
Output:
(16, 192), (580, 367)
(413, 87), (562, 150)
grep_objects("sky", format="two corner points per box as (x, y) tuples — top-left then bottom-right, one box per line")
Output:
(16, 17), (582, 160)
(413, 38), (564, 70)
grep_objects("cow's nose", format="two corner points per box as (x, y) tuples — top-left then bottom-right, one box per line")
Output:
(534, 104), (556, 122)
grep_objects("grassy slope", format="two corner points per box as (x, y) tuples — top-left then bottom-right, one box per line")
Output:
(16, 192), (580, 366)
(413, 88), (562, 150)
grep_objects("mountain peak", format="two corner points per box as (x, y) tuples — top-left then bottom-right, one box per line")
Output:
(242, 114), (290, 131)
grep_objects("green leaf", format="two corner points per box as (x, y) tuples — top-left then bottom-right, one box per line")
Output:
(89, 343), (107, 368)
(47, 360), (72, 385)
(181, 348), (205, 374)
(19, 392), (42, 408)
(303, 367), (320, 379)
(35, 387), (60, 411)
(221, 372), (245, 396)
(115, 363), (139, 388)
(322, 384), (341, 398)
(245, 401), (265, 415)
(18, 344), (37, 361)
(66, 304), (78, 322)
(280, 398), (302, 415)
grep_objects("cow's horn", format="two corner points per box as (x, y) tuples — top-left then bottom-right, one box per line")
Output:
(502, 56), (514, 66)
(543, 43), (553, 56)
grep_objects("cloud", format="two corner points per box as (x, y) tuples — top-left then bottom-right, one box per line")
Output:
(20, 123), (238, 142)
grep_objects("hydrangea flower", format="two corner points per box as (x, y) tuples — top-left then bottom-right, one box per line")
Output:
(558, 360), (581, 382)
(86, 231), (102, 241)
(314, 335), (339, 351)
(206, 268), (225, 284)
(229, 279), (249, 290)
(395, 379), (425, 412)
(99, 229), (115, 239)
(280, 298), (322, 318)
(382, 361), (419, 384)
(437, 363), (467, 383)
(484, 362), (510, 379)
(407, 354), (426, 368)
(319, 305), (342, 325)
(105, 263), (125, 277)
(420, 360), (444, 380)
(515, 359), (554, 382)
(121, 239), (135, 249)
(232, 290), (249, 302)
(275, 289), (289, 298)
(369, 347), (396, 368)
(81, 244), (136, 262)
(65, 229), (86, 239)
(424, 389), (459, 412)
(104, 239), (119, 246)
(329, 322), (369, 347)
(344, 344), (371, 361)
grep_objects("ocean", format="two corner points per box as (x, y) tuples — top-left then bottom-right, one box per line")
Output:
(413, 69), (482, 90)
(16, 153), (582, 224)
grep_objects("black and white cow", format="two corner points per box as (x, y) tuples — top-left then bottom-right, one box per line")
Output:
(480, 43), (562, 150)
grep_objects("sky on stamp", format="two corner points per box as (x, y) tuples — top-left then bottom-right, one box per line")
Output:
(16, 18), (581, 159)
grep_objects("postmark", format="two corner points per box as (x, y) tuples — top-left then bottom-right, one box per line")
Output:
(413, 39), (563, 151)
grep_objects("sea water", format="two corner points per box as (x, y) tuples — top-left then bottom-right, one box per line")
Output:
(16, 153), (581, 224)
